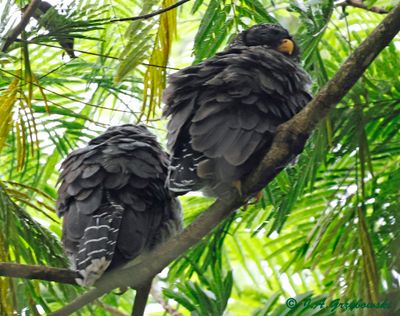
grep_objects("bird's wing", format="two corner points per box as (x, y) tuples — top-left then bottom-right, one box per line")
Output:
(191, 48), (311, 166)
(57, 126), (179, 285)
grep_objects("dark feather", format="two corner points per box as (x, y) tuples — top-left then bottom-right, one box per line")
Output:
(75, 188), (94, 201)
(64, 167), (83, 184)
(104, 173), (130, 190)
(76, 186), (103, 215)
(81, 164), (101, 179)
(223, 130), (259, 166)
(129, 177), (149, 189)
(78, 172), (105, 188)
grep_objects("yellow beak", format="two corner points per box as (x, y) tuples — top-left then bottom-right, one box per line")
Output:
(277, 38), (295, 55)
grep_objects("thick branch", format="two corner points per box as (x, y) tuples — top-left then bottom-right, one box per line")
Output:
(1, 0), (41, 52)
(0, 263), (78, 285)
(44, 4), (400, 315)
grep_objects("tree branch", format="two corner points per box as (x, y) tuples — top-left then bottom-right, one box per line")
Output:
(47, 4), (400, 315)
(0, 263), (79, 285)
(9, 38), (180, 69)
(151, 283), (183, 316)
(108, 0), (192, 23)
(99, 302), (129, 316)
(1, 0), (191, 54)
(1, 0), (42, 52)
(336, 0), (389, 14)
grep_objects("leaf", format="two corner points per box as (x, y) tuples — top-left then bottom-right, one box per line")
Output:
(141, 0), (178, 120)
(193, 0), (221, 62)
(241, 0), (278, 23)
(192, 0), (205, 13)
(115, 23), (155, 82)
(0, 75), (19, 153)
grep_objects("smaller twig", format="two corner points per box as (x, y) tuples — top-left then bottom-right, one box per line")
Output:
(98, 302), (128, 316)
(336, 0), (388, 14)
(1, 0), (191, 54)
(0, 262), (78, 285)
(6, 38), (180, 70)
(0, 68), (138, 114)
(108, 0), (191, 23)
(151, 283), (183, 316)
(131, 280), (152, 316)
(1, 0), (41, 52)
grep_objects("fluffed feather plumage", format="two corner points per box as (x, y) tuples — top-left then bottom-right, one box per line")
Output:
(163, 23), (312, 196)
(57, 124), (182, 287)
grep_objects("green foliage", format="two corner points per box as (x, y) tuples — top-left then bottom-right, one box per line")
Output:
(192, 0), (277, 63)
(0, 0), (399, 315)
(0, 184), (82, 314)
(289, 0), (333, 73)
(164, 264), (233, 315)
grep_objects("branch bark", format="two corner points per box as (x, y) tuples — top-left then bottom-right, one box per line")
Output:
(0, 263), (78, 285)
(48, 4), (400, 315)
(1, 0), (191, 53)
(151, 283), (183, 316)
(1, 0), (41, 52)
(336, 0), (389, 14)
(108, 0), (192, 23)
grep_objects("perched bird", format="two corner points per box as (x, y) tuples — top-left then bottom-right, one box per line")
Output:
(56, 125), (182, 312)
(163, 24), (312, 197)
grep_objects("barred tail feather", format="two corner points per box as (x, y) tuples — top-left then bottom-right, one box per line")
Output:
(169, 142), (204, 195)
(75, 192), (124, 286)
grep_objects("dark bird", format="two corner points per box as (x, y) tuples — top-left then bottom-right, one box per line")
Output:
(56, 125), (182, 313)
(163, 24), (312, 197)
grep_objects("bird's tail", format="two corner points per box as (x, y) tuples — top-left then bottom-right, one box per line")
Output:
(75, 192), (123, 286)
(168, 141), (204, 195)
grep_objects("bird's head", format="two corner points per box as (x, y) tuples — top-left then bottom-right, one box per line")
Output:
(229, 24), (299, 59)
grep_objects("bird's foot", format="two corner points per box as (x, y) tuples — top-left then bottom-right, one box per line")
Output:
(114, 286), (129, 295)
(241, 191), (264, 210)
(233, 180), (243, 196)
(253, 191), (263, 203)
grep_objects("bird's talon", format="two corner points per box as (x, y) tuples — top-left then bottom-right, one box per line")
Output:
(233, 180), (243, 196)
